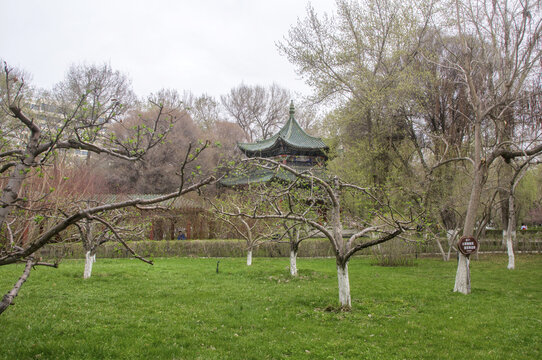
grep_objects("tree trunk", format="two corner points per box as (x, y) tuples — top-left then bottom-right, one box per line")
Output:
(506, 234), (515, 270)
(454, 254), (471, 293)
(289, 248), (298, 276)
(336, 262), (351, 308)
(0, 151), (39, 230)
(446, 244), (453, 262)
(84, 251), (96, 279)
(441, 229), (458, 262)
(287, 226), (300, 276)
(454, 121), (485, 294)
(435, 236), (447, 261)
(506, 194), (516, 270)
(446, 230), (459, 261)
(246, 249), (253, 266)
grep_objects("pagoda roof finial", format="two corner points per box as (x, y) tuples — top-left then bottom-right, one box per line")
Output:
(236, 101), (328, 159)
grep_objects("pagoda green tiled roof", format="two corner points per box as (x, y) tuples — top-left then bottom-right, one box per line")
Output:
(237, 102), (328, 157)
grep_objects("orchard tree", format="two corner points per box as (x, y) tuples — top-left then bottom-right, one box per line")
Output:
(437, 0), (542, 293)
(501, 155), (541, 270)
(278, 221), (318, 276)
(0, 63), (214, 314)
(75, 202), (150, 279)
(220, 158), (415, 308)
(212, 191), (277, 266)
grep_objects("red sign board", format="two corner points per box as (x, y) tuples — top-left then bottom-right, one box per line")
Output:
(458, 236), (478, 255)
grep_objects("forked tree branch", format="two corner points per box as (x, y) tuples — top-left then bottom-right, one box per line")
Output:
(90, 215), (153, 265)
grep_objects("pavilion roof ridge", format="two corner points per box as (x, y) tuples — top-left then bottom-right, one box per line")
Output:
(237, 101), (328, 155)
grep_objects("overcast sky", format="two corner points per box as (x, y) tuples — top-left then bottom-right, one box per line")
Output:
(1, 0), (336, 100)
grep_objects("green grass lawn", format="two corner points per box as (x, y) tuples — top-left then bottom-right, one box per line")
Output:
(0, 255), (541, 359)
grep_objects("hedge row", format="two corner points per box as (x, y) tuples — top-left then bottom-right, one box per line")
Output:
(37, 239), (337, 259)
(37, 235), (542, 260)
(484, 229), (542, 237)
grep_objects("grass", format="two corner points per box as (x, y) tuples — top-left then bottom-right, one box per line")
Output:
(0, 255), (541, 359)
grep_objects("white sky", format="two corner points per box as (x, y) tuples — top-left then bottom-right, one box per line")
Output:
(1, 0), (336, 100)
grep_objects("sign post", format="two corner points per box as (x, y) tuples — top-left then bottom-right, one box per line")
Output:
(457, 236), (479, 257)
(456, 236), (478, 293)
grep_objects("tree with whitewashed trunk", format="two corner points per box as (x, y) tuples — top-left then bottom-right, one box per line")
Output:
(430, 204), (464, 262)
(435, 0), (542, 294)
(0, 62), (215, 315)
(503, 157), (540, 270)
(261, 220), (319, 276)
(220, 158), (414, 309)
(279, 222), (318, 277)
(211, 193), (276, 266)
(213, 190), (316, 274)
(74, 206), (150, 279)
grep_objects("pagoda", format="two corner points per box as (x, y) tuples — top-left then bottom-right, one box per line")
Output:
(220, 101), (328, 187)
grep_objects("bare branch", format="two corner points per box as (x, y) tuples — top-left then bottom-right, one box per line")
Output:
(0, 257), (36, 315)
(90, 215), (153, 265)
(344, 229), (403, 260)
(0, 162), (17, 174)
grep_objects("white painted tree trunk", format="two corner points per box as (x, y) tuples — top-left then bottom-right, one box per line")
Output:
(454, 120), (483, 294)
(337, 263), (351, 308)
(502, 229), (508, 247)
(453, 254), (470, 294)
(443, 229), (458, 261)
(436, 236), (447, 261)
(289, 249), (298, 276)
(446, 229), (457, 244)
(506, 194), (517, 270)
(84, 251), (96, 279)
(246, 249), (253, 266)
(506, 236), (515, 270)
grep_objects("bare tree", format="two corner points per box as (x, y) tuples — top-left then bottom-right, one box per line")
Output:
(148, 88), (184, 111)
(212, 192), (276, 266)
(279, 221), (318, 276)
(218, 158), (414, 308)
(0, 63), (215, 314)
(183, 92), (222, 131)
(75, 204), (149, 279)
(53, 63), (136, 164)
(221, 83), (290, 142)
(103, 107), (209, 194)
(213, 189), (317, 275)
(502, 156), (540, 270)
(439, 0), (542, 293)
